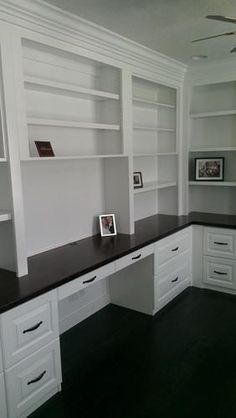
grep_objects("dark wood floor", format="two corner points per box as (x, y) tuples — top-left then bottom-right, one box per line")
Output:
(30, 287), (236, 418)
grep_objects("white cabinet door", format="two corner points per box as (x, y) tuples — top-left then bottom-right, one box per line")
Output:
(1, 290), (59, 368)
(5, 339), (62, 418)
(0, 372), (7, 418)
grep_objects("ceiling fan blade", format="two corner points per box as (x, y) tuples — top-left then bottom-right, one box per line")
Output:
(230, 47), (236, 53)
(206, 15), (236, 24)
(192, 31), (236, 43)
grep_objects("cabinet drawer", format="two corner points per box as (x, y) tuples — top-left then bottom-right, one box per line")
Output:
(155, 228), (191, 270)
(0, 372), (7, 418)
(5, 339), (62, 418)
(203, 256), (236, 289)
(115, 244), (154, 272)
(155, 251), (191, 304)
(1, 290), (59, 368)
(204, 228), (236, 259)
(58, 262), (115, 300)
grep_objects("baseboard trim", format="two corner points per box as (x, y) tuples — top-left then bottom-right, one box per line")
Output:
(59, 294), (110, 334)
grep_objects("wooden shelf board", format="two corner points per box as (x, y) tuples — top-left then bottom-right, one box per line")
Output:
(189, 147), (236, 152)
(190, 110), (236, 119)
(0, 158), (7, 162)
(133, 125), (175, 132)
(22, 154), (126, 161)
(189, 181), (236, 187)
(0, 210), (11, 222)
(24, 76), (119, 101)
(27, 118), (120, 130)
(133, 97), (175, 109)
(134, 181), (177, 194)
(134, 152), (177, 157)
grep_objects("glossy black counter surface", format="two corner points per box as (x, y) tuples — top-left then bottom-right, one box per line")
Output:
(1, 211), (236, 313)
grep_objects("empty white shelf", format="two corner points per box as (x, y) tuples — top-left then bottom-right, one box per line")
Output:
(133, 97), (175, 109)
(189, 147), (236, 152)
(0, 210), (11, 222)
(189, 181), (236, 187)
(133, 125), (175, 132)
(190, 110), (236, 118)
(134, 181), (177, 194)
(134, 152), (177, 157)
(27, 118), (120, 130)
(24, 76), (119, 101)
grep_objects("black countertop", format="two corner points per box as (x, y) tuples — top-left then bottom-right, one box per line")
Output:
(1, 211), (236, 313)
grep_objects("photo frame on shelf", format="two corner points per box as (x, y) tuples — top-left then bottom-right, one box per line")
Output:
(35, 141), (55, 157)
(133, 172), (143, 189)
(194, 158), (224, 181)
(99, 214), (117, 237)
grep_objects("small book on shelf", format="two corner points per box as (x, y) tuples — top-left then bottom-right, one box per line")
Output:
(35, 141), (55, 157)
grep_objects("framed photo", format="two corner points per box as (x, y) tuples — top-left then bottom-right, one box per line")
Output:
(35, 141), (55, 157)
(99, 214), (117, 237)
(133, 171), (143, 188)
(195, 158), (224, 181)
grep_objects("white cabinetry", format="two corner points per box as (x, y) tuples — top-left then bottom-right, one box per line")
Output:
(189, 81), (236, 214)
(0, 290), (61, 418)
(154, 228), (192, 311)
(132, 76), (179, 221)
(0, 372), (7, 418)
(203, 228), (236, 291)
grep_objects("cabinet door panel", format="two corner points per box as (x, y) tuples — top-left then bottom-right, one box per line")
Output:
(1, 290), (59, 368)
(0, 372), (7, 418)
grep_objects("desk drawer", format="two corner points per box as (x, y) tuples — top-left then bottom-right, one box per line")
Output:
(115, 244), (154, 272)
(58, 262), (115, 300)
(5, 339), (61, 418)
(0, 372), (7, 418)
(203, 256), (236, 289)
(1, 290), (59, 368)
(155, 228), (191, 270)
(204, 228), (236, 259)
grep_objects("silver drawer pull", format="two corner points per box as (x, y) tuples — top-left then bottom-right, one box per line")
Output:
(83, 275), (96, 284)
(23, 321), (43, 334)
(132, 254), (141, 260)
(214, 241), (228, 246)
(27, 370), (46, 385)
(213, 270), (227, 275)
(171, 246), (179, 252)
(171, 277), (179, 283)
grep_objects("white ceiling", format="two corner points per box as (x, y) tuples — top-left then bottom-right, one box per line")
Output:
(43, 0), (236, 64)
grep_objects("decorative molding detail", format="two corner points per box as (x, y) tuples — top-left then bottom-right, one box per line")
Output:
(0, 0), (187, 85)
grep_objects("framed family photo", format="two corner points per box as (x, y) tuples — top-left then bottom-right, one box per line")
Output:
(195, 158), (224, 181)
(99, 214), (117, 237)
(133, 172), (143, 189)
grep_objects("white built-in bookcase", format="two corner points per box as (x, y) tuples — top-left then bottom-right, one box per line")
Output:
(0, 0), (186, 277)
(132, 76), (178, 220)
(189, 81), (236, 214)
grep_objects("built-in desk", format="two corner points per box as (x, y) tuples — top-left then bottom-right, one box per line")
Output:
(1, 212), (236, 417)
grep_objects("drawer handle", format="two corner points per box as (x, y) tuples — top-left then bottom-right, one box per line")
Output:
(23, 321), (43, 334)
(171, 246), (179, 252)
(27, 370), (46, 385)
(132, 254), (141, 260)
(83, 275), (96, 284)
(171, 277), (179, 283)
(214, 241), (228, 246)
(213, 270), (227, 276)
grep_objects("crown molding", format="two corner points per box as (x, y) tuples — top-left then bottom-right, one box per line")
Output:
(0, 0), (187, 85)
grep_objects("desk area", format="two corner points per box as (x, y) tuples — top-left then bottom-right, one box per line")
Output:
(1, 212), (236, 417)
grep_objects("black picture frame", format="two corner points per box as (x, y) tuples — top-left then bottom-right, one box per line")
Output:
(133, 171), (143, 188)
(194, 157), (224, 181)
